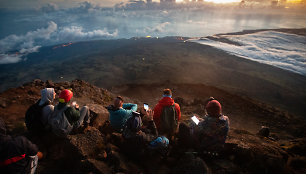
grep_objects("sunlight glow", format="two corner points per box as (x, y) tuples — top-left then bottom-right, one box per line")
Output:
(204, 0), (241, 3)
(286, 0), (304, 3)
(175, 0), (240, 3)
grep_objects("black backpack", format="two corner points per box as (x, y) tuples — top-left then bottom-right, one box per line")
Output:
(160, 104), (178, 135)
(25, 100), (48, 132)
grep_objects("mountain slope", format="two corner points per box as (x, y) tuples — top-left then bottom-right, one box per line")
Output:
(0, 35), (305, 118)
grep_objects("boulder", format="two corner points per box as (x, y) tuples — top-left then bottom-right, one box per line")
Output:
(224, 128), (290, 174)
(67, 127), (105, 159)
(87, 104), (109, 129)
(258, 126), (270, 137)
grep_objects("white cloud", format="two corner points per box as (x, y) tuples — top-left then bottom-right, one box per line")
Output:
(0, 21), (57, 52)
(0, 54), (22, 64)
(191, 31), (306, 76)
(145, 22), (170, 33)
(0, 20), (118, 64)
(57, 26), (118, 41)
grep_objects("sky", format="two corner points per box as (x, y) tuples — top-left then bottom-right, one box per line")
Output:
(1, 0), (305, 9)
(0, 0), (124, 9)
(0, 0), (305, 64)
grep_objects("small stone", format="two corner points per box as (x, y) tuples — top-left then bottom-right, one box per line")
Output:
(258, 126), (270, 137)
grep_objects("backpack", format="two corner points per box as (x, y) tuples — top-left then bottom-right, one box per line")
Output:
(160, 104), (178, 135)
(25, 100), (48, 132)
(49, 105), (73, 137)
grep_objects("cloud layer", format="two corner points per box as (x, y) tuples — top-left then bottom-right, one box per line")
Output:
(191, 31), (306, 76)
(0, 1), (306, 64)
(0, 21), (118, 64)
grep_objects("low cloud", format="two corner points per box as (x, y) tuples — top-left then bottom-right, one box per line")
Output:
(192, 31), (306, 76)
(0, 21), (57, 53)
(145, 22), (170, 33)
(0, 54), (22, 64)
(57, 26), (118, 41)
(0, 21), (118, 64)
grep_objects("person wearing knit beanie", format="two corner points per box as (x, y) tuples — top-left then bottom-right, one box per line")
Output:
(190, 97), (230, 151)
(205, 98), (222, 117)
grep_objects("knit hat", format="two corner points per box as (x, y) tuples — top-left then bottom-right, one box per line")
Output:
(59, 89), (73, 103)
(126, 112), (142, 132)
(205, 99), (222, 117)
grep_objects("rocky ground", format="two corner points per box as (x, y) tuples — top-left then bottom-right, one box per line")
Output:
(0, 79), (306, 174)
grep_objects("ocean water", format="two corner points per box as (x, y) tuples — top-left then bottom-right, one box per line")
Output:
(190, 31), (306, 76)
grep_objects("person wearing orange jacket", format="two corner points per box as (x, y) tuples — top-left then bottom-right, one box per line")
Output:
(153, 89), (181, 136)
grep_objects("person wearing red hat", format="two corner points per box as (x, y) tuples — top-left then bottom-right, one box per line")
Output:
(178, 97), (229, 151)
(195, 97), (230, 150)
(49, 89), (90, 136)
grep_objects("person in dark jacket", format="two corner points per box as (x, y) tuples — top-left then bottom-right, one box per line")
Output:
(0, 118), (43, 174)
(178, 97), (230, 151)
(107, 96), (137, 132)
(122, 109), (158, 157)
(195, 98), (230, 150)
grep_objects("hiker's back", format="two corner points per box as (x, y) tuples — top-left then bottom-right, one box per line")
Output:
(160, 104), (178, 136)
(197, 115), (230, 150)
(25, 100), (50, 133)
(49, 105), (73, 137)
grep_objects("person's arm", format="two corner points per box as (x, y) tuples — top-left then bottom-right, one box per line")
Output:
(66, 107), (80, 122)
(145, 110), (158, 136)
(19, 136), (38, 157)
(122, 103), (137, 111)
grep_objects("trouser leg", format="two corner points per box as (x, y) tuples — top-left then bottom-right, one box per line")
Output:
(29, 155), (38, 174)
(75, 106), (90, 128)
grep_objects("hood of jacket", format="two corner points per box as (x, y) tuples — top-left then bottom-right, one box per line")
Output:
(39, 88), (55, 106)
(158, 97), (175, 107)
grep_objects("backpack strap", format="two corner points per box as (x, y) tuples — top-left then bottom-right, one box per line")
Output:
(0, 154), (26, 167)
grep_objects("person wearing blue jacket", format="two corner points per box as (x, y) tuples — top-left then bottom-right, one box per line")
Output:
(107, 96), (137, 132)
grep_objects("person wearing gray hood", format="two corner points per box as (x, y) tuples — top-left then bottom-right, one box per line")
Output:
(39, 88), (56, 127)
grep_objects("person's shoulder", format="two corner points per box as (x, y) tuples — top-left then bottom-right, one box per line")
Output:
(43, 104), (54, 110)
(13, 136), (32, 146)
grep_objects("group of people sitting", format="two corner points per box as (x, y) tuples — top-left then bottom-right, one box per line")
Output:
(106, 89), (230, 158)
(0, 88), (230, 174)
